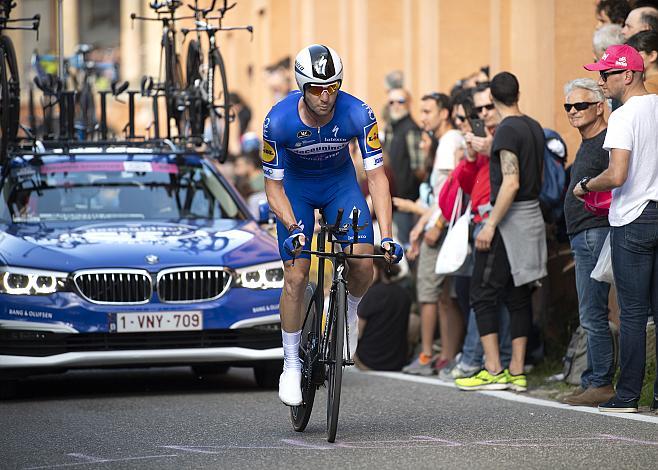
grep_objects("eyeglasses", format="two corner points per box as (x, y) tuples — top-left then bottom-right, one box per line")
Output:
(454, 114), (467, 123)
(599, 69), (626, 82)
(563, 102), (599, 112)
(389, 98), (407, 105)
(474, 103), (495, 114)
(307, 81), (341, 96)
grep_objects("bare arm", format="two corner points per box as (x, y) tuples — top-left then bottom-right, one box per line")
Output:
(574, 148), (630, 197)
(475, 149), (520, 251)
(264, 178), (298, 230)
(366, 166), (393, 240)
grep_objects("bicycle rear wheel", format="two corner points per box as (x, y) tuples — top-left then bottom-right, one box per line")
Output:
(0, 36), (20, 162)
(326, 281), (346, 443)
(290, 284), (320, 432)
(209, 48), (230, 163)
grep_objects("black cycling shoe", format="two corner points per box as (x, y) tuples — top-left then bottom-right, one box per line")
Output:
(598, 396), (639, 413)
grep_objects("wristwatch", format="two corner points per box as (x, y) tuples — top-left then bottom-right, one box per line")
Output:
(578, 176), (592, 194)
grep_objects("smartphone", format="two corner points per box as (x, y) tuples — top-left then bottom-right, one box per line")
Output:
(469, 118), (486, 138)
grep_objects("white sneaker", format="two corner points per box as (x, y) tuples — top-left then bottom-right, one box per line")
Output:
(278, 369), (302, 406)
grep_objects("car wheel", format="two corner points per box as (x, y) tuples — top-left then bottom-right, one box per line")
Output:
(191, 364), (230, 378)
(254, 361), (283, 389)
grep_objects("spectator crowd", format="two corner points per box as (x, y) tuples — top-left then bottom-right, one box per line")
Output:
(223, 0), (658, 413)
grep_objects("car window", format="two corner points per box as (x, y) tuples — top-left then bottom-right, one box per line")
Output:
(1, 158), (247, 223)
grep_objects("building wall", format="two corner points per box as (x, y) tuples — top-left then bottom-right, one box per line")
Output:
(9, 0), (599, 159)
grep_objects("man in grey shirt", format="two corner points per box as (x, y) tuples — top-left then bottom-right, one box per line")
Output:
(562, 78), (614, 407)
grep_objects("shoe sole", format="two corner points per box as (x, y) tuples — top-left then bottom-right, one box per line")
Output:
(456, 383), (509, 391)
(279, 396), (302, 407)
(598, 406), (638, 413)
(508, 384), (528, 392)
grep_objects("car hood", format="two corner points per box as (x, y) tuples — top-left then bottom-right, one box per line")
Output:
(0, 219), (279, 271)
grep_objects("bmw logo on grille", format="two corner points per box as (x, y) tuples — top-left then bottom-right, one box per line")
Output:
(145, 254), (159, 265)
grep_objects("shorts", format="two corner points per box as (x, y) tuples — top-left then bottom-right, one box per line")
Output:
(276, 165), (374, 262)
(416, 239), (446, 303)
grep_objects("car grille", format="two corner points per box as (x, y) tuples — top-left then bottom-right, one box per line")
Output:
(157, 268), (231, 303)
(73, 269), (152, 304)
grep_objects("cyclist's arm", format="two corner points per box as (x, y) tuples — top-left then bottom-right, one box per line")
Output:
(367, 166), (394, 240)
(264, 178), (298, 230)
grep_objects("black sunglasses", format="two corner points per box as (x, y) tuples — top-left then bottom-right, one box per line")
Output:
(474, 103), (495, 113)
(599, 69), (626, 82)
(455, 114), (467, 122)
(564, 101), (599, 112)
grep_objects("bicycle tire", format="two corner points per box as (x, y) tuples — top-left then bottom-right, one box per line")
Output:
(163, 31), (183, 131)
(184, 40), (205, 137)
(209, 48), (230, 163)
(0, 35), (20, 161)
(290, 283), (319, 432)
(326, 281), (346, 443)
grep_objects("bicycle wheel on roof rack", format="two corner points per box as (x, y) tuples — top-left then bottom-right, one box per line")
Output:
(184, 39), (206, 138)
(163, 30), (184, 134)
(208, 48), (230, 163)
(0, 35), (20, 162)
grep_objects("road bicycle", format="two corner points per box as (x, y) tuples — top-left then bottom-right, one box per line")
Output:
(0, 0), (39, 161)
(180, 0), (252, 162)
(131, 0), (186, 137)
(32, 45), (119, 140)
(289, 208), (389, 443)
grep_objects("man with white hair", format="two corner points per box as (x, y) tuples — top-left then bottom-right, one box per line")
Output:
(622, 6), (658, 39)
(561, 78), (614, 407)
(593, 24), (625, 60)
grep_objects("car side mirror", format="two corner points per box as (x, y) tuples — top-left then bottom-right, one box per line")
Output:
(257, 200), (274, 225)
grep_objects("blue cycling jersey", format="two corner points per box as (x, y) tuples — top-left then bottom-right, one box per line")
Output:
(261, 90), (382, 261)
(261, 90), (383, 180)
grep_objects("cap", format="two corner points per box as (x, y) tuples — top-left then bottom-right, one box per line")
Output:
(583, 44), (644, 72)
(583, 190), (612, 217)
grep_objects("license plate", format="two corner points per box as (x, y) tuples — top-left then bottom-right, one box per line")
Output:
(115, 311), (203, 332)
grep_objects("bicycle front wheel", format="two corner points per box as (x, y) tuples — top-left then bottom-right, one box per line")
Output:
(326, 281), (346, 443)
(209, 48), (230, 163)
(0, 36), (20, 161)
(290, 284), (320, 432)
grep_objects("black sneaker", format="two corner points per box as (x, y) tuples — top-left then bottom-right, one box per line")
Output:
(598, 396), (638, 413)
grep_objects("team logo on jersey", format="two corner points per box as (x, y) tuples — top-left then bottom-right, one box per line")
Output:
(297, 130), (312, 138)
(261, 139), (278, 164)
(363, 122), (381, 154)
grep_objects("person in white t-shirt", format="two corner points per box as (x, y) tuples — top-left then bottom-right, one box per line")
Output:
(576, 44), (658, 413)
(394, 92), (466, 376)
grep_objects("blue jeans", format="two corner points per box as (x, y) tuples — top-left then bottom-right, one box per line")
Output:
(611, 202), (658, 401)
(461, 306), (512, 369)
(569, 227), (613, 388)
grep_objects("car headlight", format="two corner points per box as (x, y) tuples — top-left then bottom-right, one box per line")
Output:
(234, 261), (284, 289)
(0, 267), (69, 295)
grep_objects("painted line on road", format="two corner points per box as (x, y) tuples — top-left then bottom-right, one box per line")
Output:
(360, 370), (658, 425)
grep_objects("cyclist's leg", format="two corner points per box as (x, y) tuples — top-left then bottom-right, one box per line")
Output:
(323, 176), (374, 355)
(275, 190), (315, 405)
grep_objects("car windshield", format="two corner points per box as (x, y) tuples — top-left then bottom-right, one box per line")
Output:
(1, 157), (247, 223)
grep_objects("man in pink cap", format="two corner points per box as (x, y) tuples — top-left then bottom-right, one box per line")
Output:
(574, 44), (658, 413)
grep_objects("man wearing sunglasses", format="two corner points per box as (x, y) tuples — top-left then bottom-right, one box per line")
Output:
(262, 44), (403, 406)
(464, 84), (500, 157)
(561, 78), (614, 408)
(577, 44), (658, 413)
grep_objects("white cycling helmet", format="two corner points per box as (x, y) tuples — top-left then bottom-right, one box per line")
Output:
(294, 44), (343, 92)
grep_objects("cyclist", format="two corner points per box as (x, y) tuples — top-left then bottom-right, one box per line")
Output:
(262, 44), (403, 406)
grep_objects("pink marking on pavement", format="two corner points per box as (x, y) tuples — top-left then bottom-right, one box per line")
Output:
(599, 434), (658, 445)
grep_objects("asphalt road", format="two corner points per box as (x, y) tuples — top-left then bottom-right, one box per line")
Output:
(1, 367), (657, 470)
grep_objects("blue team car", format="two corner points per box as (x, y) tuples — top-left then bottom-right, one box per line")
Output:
(0, 144), (284, 389)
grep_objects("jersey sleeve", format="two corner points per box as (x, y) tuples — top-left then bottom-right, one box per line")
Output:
(261, 111), (286, 180)
(352, 100), (384, 172)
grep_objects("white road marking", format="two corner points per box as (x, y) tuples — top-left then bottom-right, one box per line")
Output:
(361, 370), (658, 425)
(23, 454), (178, 470)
